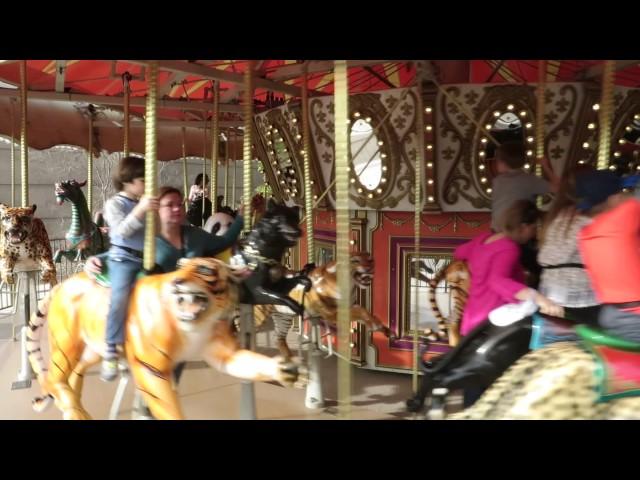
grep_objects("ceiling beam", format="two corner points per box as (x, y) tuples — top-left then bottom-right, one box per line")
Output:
(93, 119), (244, 129)
(0, 88), (243, 112)
(582, 60), (640, 79)
(269, 60), (397, 81)
(364, 66), (396, 88)
(130, 60), (305, 97)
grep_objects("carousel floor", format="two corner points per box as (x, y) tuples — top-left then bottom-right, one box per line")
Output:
(0, 316), (459, 420)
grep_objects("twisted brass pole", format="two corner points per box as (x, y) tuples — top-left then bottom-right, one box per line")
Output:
(334, 60), (351, 419)
(143, 62), (158, 272)
(20, 60), (28, 207)
(597, 60), (615, 170)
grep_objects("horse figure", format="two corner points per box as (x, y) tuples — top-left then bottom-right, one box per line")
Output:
(53, 179), (107, 263)
(237, 199), (312, 315)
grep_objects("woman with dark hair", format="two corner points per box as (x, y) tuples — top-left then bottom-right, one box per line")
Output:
(533, 166), (601, 347)
(186, 173), (213, 226)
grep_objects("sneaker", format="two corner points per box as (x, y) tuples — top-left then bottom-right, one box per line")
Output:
(100, 356), (119, 382)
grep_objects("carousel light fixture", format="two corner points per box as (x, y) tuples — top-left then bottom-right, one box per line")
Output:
(593, 104), (600, 111)
(588, 123), (596, 130)
(526, 122), (533, 129)
(486, 188), (492, 194)
(493, 111), (501, 117)
(527, 150), (533, 157)
(427, 162), (433, 168)
(583, 142), (590, 149)
(426, 144), (433, 150)
(378, 140), (384, 146)
(479, 164), (485, 170)
(520, 110), (527, 117)
(425, 106), (432, 113)
(426, 125), (433, 131)
(507, 104), (514, 110)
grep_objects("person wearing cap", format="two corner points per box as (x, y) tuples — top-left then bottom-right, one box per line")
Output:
(577, 170), (640, 342)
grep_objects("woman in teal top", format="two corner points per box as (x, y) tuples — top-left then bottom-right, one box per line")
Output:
(86, 186), (243, 274)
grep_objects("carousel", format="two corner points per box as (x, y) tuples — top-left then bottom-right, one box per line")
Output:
(0, 59), (639, 420)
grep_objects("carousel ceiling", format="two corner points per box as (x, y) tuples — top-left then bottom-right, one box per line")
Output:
(0, 60), (638, 160)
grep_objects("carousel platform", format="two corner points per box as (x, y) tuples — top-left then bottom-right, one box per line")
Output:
(0, 313), (453, 420)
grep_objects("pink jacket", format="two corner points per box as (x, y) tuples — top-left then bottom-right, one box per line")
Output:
(454, 231), (527, 335)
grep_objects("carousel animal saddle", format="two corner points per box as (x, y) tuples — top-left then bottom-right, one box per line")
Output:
(575, 324), (640, 402)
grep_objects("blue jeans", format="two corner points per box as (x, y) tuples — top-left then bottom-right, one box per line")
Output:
(105, 252), (142, 345)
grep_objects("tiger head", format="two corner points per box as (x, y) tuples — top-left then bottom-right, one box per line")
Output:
(166, 257), (239, 330)
(0, 203), (38, 246)
(351, 252), (374, 288)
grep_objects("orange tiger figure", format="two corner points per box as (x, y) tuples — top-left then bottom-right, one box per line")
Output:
(255, 252), (391, 358)
(27, 257), (301, 420)
(424, 260), (470, 347)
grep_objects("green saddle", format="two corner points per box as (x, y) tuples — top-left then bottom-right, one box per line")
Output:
(575, 325), (640, 402)
(575, 325), (640, 352)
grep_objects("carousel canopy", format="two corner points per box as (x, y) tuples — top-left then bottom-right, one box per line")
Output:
(0, 60), (638, 160)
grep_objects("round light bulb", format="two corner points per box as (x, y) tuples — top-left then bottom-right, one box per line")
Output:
(593, 104), (600, 111)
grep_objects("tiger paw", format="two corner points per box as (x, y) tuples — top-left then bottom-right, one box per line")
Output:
(273, 356), (307, 388)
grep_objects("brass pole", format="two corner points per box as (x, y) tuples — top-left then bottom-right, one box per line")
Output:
(224, 130), (230, 205)
(413, 81), (426, 395)
(20, 60), (28, 207)
(182, 127), (188, 211)
(243, 63), (254, 233)
(334, 60), (351, 419)
(9, 99), (15, 207)
(597, 60), (616, 170)
(87, 114), (94, 213)
(143, 62), (158, 272)
(535, 60), (546, 178)
(211, 82), (220, 213)
(232, 130), (237, 208)
(302, 63), (315, 263)
(123, 72), (131, 157)
(202, 122), (207, 227)
(535, 60), (546, 209)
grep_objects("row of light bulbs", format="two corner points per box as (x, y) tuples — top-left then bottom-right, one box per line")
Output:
(350, 112), (386, 199)
(477, 106), (533, 195)
(581, 108), (640, 169)
(424, 105), (435, 203)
